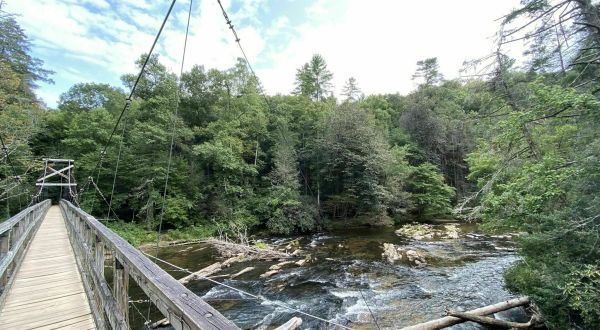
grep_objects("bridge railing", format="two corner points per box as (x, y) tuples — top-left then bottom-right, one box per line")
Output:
(0, 200), (51, 303)
(59, 200), (239, 330)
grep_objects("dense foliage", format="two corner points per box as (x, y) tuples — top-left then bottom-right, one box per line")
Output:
(2, 1), (600, 328)
(462, 1), (600, 328)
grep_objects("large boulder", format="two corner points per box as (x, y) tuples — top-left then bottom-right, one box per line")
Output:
(382, 243), (427, 266)
(395, 223), (463, 240)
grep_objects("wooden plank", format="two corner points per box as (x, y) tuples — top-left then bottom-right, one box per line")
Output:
(0, 310), (92, 329)
(35, 183), (77, 186)
(1, 301), (90, 321)
(15, 267), (79, 279)
(7, 269), (80, 286)
(2, 292), (89, 313)
(35, 316), (96, 330)
(44, 158), (74, 162)
(4, 285), (85, 305)
(35, 318), (96, 330)
(0, 206), (96, 329)
(36, 164), (74, 182)
(9, 279), (83, 294)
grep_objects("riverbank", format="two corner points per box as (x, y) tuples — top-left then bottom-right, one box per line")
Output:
(106, 217), (478, 248)
(126, 222), (525, 329)
(105, 221), (215, 247)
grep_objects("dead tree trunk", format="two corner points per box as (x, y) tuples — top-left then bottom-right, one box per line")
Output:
(399, 296), (531, 330)
(447, 310), (537, 329)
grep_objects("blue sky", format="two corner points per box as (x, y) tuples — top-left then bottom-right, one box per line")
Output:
(6, 0), (522, 108)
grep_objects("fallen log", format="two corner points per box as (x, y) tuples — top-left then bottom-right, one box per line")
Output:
(399, 296), (531, 330)
(178, 255), (244, 285)
(231, 266), (254, 279)
(178, 262), (222, 285)
(274, 317), (302, 330)
(447, 310), (535, 329)
(150, 318), (170, 328)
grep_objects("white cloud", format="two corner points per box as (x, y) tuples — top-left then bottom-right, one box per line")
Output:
(7, 0), (526, 107)
(258, 0), (523, 97)
(130, 10), (162, 29)
(117, 0), (154, 11)
(7, 0), (147, 70)
(159, 0), (264, 74)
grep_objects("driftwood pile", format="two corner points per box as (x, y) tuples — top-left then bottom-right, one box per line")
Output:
(206, 238), (289, 260)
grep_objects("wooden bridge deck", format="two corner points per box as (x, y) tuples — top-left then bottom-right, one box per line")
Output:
(0, 205), (96, 329)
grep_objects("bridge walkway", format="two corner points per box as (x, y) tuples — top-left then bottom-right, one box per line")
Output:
(0, 205), (96, 329)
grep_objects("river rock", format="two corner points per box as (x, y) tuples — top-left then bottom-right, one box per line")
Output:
(382, 243), (427, 266)
(444, 224), (460, 239)
(295, 259), (308, 267)
(406, 249), (427, 265)
(396, 223), (462, 240)
(382, 243), (403, 263)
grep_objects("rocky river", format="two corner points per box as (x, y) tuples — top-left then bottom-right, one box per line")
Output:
(134, 223), (528, 329)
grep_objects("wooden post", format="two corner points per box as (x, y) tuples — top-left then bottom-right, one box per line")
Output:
(95, 236), (104, 276)
(0, 231), (9, 287)
(113, 258), (129, 324)
(10, 223), (19, 248)
(94, 236), (106, 327)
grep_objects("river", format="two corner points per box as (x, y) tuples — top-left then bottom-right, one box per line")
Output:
(134, 223), (527, 329)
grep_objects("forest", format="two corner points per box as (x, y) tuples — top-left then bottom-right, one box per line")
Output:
(1, 1), (600, 329)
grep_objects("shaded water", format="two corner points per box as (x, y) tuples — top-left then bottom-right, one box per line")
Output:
(135, 224), (525, 329)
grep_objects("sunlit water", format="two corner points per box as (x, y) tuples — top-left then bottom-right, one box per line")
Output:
(133, 224), (527, 329)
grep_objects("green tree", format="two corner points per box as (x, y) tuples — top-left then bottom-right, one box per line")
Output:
(406, 162), (454, 217)
(293, 54), (333, 101)
(58, 83), (125, 113)
(319, 104), (391, 219)
(0, 10), (53, 100)
(412, 57), (443, 86)
(257, 130), (317, 234)
(0, 9), (50, 218)
(341, 77), (361, 102)
(467, 81), (600, 329)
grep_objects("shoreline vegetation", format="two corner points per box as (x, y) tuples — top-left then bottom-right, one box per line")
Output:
(113, 215), (473, 249)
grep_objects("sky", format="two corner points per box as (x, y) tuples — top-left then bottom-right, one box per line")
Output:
(6, 0), (523, 108)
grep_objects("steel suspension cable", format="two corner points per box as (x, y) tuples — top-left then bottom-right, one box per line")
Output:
(154, 0), (194, 259)
(107, 112), (128, 219)
(84, 0), (178, 195)
(216, 0), (272, 110)
(358, 287), (381, 330)
(215, 0), (321, 205)
(0, 135), (18, 179)
(0, 134), (23, 212)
